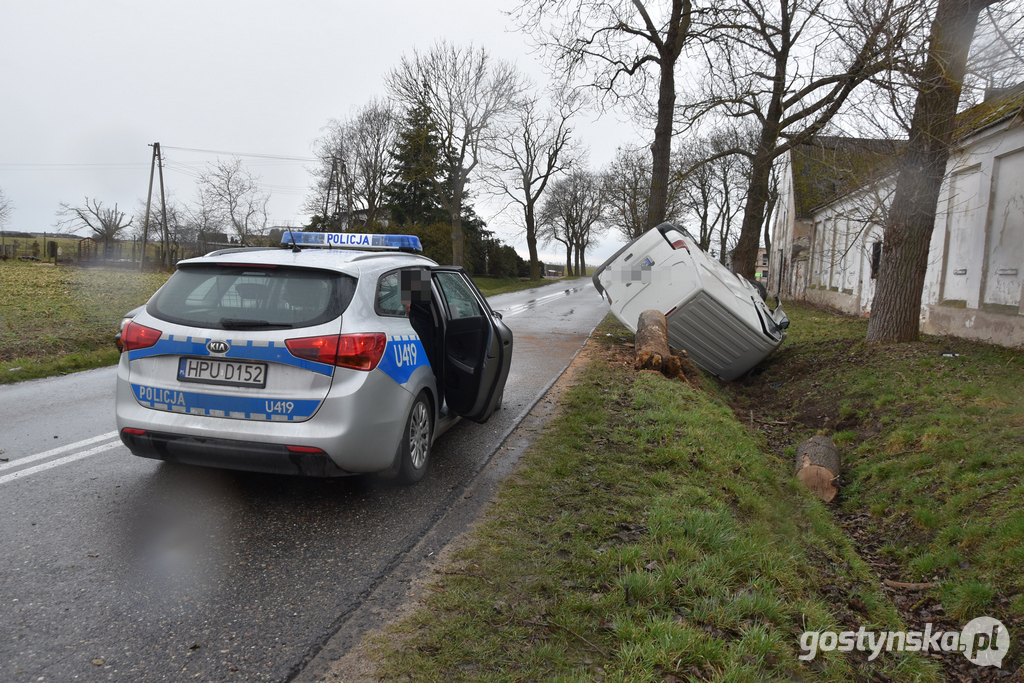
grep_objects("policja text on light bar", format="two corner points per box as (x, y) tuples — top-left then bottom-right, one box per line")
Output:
(281, 231), (423, 252)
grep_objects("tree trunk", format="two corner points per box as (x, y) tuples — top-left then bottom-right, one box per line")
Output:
(794, 435), (841, 503)
(866, 0), (993, 343)
(732, 148), (773, 277)
(634, 310), (682, 378)
(647, 59), (676, 229)
(450, 178), (465, 267)
(525, 207), (540, 280)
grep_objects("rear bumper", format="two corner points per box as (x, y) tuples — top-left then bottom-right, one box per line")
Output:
(120, 429), (352, 477)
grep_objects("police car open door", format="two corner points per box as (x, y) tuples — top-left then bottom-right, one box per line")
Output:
(432, 268), (513, 424)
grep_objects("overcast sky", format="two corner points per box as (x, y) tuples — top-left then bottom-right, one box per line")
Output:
(0, 0), (641, 264)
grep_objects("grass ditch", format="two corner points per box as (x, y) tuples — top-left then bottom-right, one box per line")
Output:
(367, 316), (943, 681)
(0, 260), (169, 383)
(724, 301), (1024, 676)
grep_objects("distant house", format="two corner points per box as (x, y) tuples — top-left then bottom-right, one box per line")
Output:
(755, 248), (769, 281)
(770, 84), (1024, 347)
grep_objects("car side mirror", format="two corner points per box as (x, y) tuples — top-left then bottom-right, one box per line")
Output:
(492, 311), (503, 320)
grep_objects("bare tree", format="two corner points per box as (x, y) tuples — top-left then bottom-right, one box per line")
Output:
(196, 158), (270, 247)
(56, 197), (133, 255)
(305, 98), (397, 229)
(962, 3), (1024, 104)
(484, 90), (581, 280)
(602, 144), (686, 242)
(387, 41), (524, 266)
(513, 0), (696, 230)
(866, 0), (1003, 343)
(0, 187), (12, 229)
(682, 0), (917, 278)
(134, 195), (196, 261)
(538, 169), (607, 275)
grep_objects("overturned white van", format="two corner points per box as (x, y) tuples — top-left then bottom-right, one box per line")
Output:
(593, 224), (789, 381)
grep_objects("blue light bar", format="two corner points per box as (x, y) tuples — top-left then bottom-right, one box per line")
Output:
(281, 231), (422, 252)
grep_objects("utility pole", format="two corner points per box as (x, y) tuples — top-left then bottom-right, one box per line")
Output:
(140, 143), (158, 270)
(155, 143), (170, 267)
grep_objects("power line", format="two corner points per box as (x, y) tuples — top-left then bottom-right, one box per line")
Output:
(161, 145), (316, 162)
(0, 163), (148, 171)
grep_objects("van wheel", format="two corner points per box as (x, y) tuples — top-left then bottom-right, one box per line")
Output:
(748, 278), (768, 301)
(398, 392), (433, 484)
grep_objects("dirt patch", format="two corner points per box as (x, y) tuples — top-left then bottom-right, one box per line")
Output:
(837, 511), (1023, 682)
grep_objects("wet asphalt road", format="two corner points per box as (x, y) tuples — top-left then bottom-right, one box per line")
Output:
(0, 280), (607, 682)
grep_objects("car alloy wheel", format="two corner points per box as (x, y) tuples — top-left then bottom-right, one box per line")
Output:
(408, 400), (430, 469)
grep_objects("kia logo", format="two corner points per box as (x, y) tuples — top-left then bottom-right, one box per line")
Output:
(207, 340), (230, 354)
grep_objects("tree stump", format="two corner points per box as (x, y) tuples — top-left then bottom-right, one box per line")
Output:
(635, 310), (682, 379)
(794, 435), (841, 502)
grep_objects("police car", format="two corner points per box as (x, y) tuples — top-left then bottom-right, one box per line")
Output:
(115, 232), (513, 484)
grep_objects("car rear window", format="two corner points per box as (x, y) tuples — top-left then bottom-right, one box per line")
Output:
(147, 264), (356, 330)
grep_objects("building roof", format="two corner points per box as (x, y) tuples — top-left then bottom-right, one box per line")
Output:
(790, 137), (901, 218)
(954, 82), (1024, 141)
(790, 82), (1024, 218)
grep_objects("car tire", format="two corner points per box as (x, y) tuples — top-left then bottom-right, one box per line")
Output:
(748, 278), (768, 301)
(397, 392), (433, 484)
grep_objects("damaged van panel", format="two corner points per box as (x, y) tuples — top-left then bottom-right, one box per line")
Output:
(593, 223), (790, 381)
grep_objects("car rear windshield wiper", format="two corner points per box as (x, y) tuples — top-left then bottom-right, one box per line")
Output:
(219, 318), (293, 329)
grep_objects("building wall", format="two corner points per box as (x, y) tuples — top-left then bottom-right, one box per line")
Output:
(771, 118), (1024, 347)
(921, 122), (1024, 346)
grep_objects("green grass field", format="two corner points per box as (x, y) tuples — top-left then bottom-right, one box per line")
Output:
(0, 262), (563, 384)
(0, 260), (170, 383)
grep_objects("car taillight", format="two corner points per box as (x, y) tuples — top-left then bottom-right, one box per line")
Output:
(285, 333), (387, 371)
(120, 321), (162, 352)
(670, 239), (690, 253)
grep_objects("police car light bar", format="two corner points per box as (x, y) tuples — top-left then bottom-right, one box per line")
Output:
(281, 231), (422, 252)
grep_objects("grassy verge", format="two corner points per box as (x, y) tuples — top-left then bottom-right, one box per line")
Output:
(0, 261), (169, 383)
(368, 316), (941, 681)
(725, 302), (1024, 635)
(473, 275), (586, 298)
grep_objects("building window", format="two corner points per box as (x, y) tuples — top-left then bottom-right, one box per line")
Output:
(761, 254), (768, 266)
(870, 241), (882, 279)
(762, 270), (769, 279)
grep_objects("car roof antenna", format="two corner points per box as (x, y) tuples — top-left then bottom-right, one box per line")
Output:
(286, 230), (301, 253)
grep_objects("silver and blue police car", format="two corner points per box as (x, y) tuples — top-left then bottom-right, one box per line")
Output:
(115, 232), (513, 484)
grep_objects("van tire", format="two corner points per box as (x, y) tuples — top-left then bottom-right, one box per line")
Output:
(748, 279), (768, 301)
(397, 392), (433, 484)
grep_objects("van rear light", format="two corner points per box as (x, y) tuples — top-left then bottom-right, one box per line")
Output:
(122, 428), (147, 436)
(120, 321), (162, 352)
(285, 333), (387, 371)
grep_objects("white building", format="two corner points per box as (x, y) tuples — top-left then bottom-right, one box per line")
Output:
(770, 84), (1024, 347)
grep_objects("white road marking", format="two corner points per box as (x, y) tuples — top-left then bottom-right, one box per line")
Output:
(0, 431), (118, 472)
(0, 440), (122, 485)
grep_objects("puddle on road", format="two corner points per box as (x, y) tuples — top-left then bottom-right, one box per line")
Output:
(496, 285), (589, 318)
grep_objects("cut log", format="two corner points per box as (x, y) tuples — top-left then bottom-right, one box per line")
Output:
(794, 435), (841, 503)
(634, 310), (682, 379)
